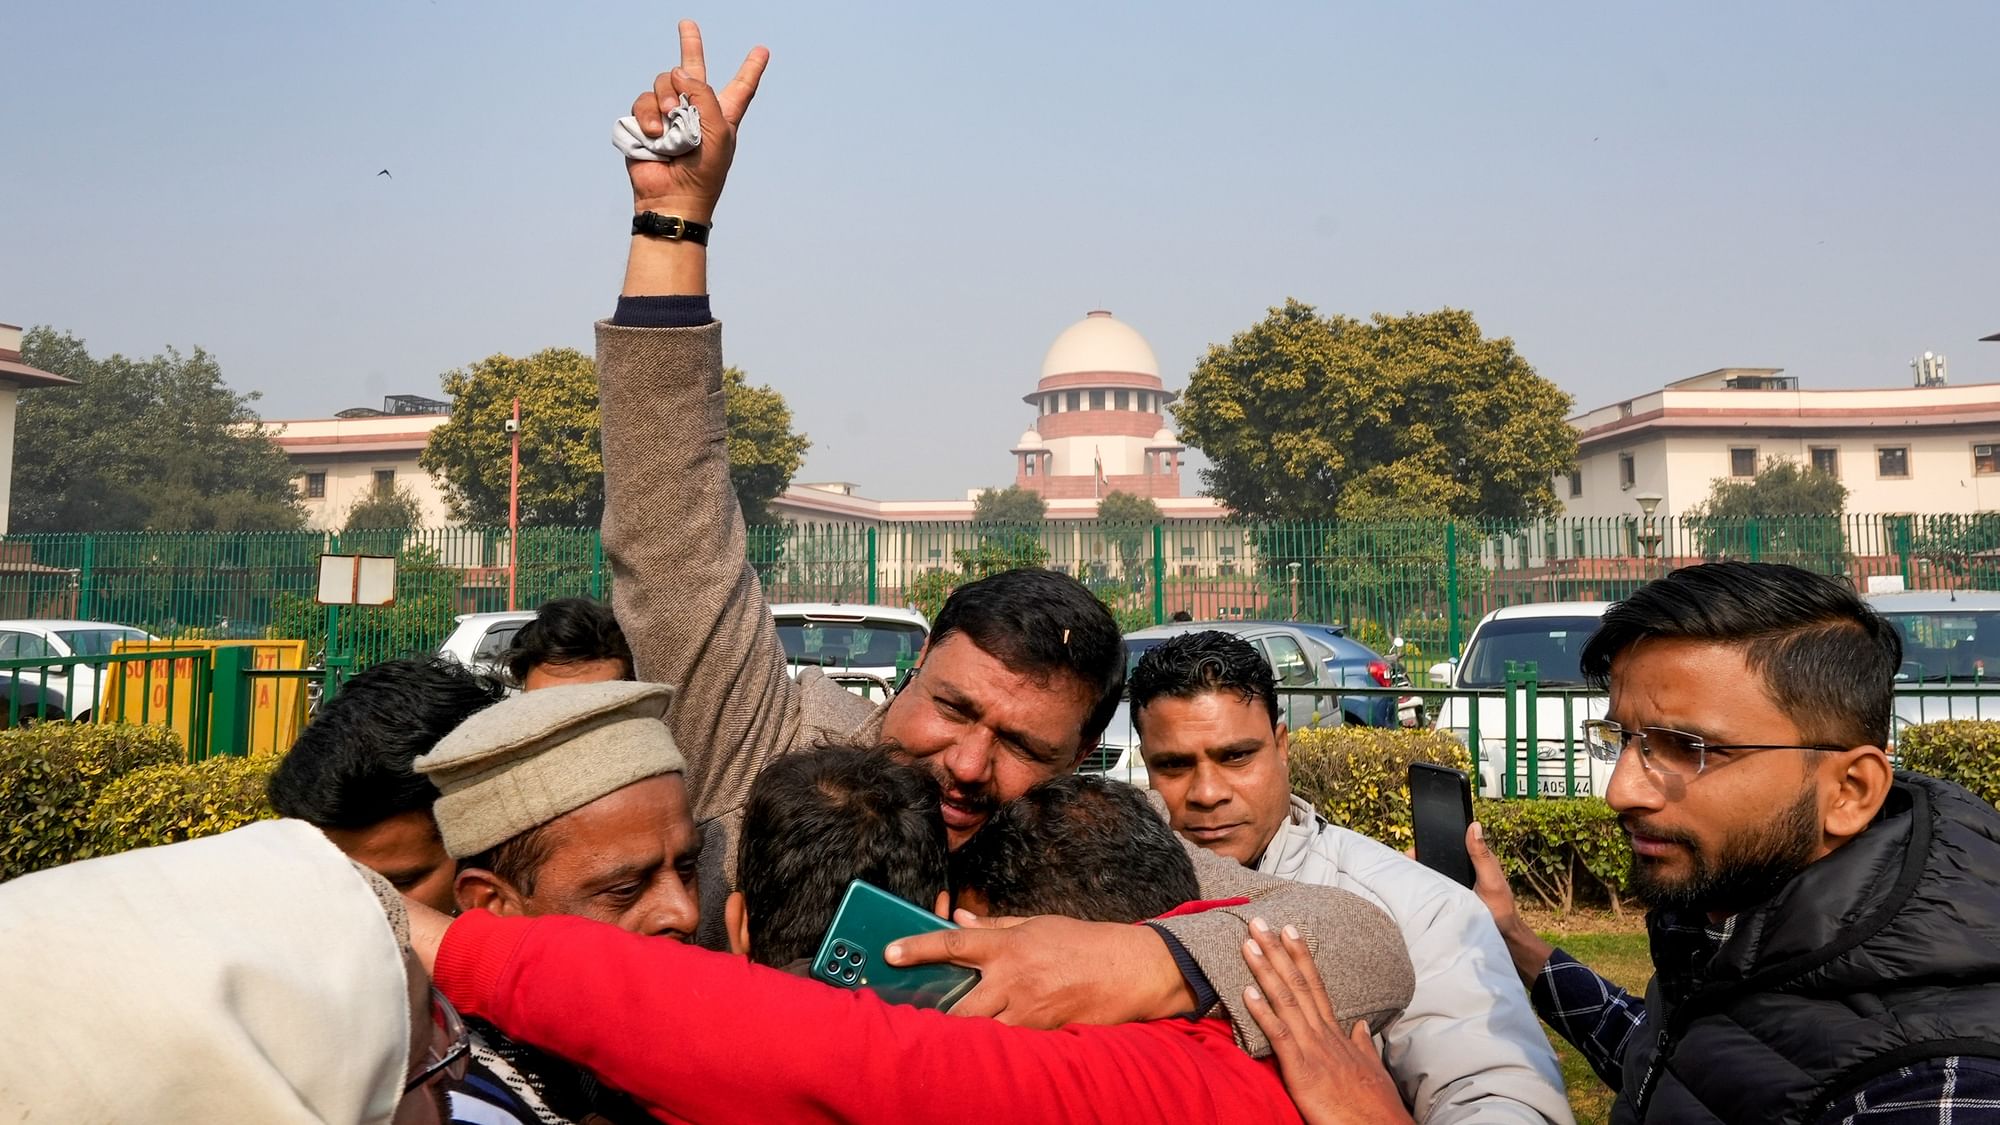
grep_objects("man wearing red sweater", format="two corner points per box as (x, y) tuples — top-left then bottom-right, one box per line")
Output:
(411, 749), (1407, 1123)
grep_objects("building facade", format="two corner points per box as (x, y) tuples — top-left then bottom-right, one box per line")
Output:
(1008, 310), (1188, 501)
(268, 401), (452, 531)
(0, 323), (78, 534)
(1560, 367), (2000, 520)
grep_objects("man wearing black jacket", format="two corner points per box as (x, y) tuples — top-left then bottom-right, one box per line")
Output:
(1471, 561), (2000, 1124)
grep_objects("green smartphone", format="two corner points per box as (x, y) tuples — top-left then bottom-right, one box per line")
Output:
(809, 879), (981, 1011)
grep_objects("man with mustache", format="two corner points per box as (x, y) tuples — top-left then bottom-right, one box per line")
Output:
(593, 21), (1394, 1046)
(1470, 561), (2000, 1124)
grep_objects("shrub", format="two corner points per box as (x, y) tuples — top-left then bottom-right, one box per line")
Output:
(1288, 726), (1472, 850)
(1475, 797), (1633, 914)
(88, 756), (281, 855)
(0, 722), (185, 880)
(1288, 726), (1635, 914)
(1898, 720), (2000, 806)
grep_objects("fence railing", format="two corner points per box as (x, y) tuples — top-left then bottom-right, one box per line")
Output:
(3, 512), (1997, 673)
(0, 646), (329, 761)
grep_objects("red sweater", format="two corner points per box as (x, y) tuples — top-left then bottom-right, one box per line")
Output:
(436, 910), (1303, 1125)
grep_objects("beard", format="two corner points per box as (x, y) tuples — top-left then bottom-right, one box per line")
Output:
(1626, 783), (1822, 917)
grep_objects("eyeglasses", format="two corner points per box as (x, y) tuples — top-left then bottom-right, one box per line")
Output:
(1581, 719), (1844, 778)
(404, 989), (471, 1094)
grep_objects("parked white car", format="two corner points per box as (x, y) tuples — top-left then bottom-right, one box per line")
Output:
(0, 620), (160, 722)
(1429, 602), (1610, 798)
(436, 611), (537, 680)
(1867, 590), (2000, 738)
(770, 603), (930, 701)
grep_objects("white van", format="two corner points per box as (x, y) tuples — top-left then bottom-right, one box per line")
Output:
(1429, 602), (1611, 798)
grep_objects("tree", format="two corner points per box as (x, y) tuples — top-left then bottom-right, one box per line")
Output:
(1095, 491), (1162, 582)
(1173, 302), (1577, 522)
(421, 348), (606, 527)
(1686, 456), (1848, 568)
(724, 367), (812, 526)
(342, 483), (426, 533)
(973, 485), (1048, 527)
(422, 351), (809, 527)
(13, 328), (306, 533)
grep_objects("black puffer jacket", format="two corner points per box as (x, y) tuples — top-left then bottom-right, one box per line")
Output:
(1612, 773), (2000, 1124)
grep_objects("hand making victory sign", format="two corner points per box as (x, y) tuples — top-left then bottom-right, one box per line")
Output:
(622, 20), (768, 296)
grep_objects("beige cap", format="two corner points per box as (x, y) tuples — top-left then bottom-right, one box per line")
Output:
(413, 680), (685, 858)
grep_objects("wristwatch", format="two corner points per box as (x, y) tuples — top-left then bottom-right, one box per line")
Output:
(631, 211), (711, 246)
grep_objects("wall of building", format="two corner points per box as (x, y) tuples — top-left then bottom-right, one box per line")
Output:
(0, 387), (16, 534)
(270, 415), (454, 530)
(1563, 428), (2000, 520)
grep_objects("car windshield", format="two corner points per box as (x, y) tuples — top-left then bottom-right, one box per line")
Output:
(1880, 610), (2000, 682)
(54, 628), (149, 658)
(774, 616), (927, 668)
(1458, 616), (1601, 688)
(1125, 638), (1166, 675)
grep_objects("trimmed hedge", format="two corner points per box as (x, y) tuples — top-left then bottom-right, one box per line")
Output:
(0, 723), (185, 880)
(1898, 720), (2000, 806)
(1288, 725), (1635, 913)
(88, 756), (281, 854)
(1474, 797), (1633, 914)
(1288, 726), (1472, 850)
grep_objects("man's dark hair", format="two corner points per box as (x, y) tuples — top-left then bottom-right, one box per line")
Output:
(268, 656), (505, 829)
(930, 569), (1126, 755)
(1128, 630), (1279, 732)
(503, 597), (633, 686)
(736, 745), (950, 968)
(1580, 561), (1902, 749)
(1169, 610), (1194, 623)
(950, 774), (1198, 922)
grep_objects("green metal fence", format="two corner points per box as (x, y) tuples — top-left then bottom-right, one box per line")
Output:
(3, 513), (1995, 674)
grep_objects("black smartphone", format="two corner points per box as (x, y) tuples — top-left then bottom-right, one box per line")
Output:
(1409, 762), (1476, 888)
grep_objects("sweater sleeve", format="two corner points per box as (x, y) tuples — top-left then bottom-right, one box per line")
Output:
(435, 910), (1302, 1125)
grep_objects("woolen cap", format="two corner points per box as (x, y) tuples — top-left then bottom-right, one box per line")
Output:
(413, 680), (685, 858)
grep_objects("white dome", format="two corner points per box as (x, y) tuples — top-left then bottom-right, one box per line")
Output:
(1015, 429), (1044, 448)
(1151, 428), (1177, 444)
(1040, 310), (1160, 380)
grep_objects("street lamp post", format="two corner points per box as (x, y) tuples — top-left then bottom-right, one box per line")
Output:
(1286, 561), (1303, 621)
(1635, 492), (1664, 572)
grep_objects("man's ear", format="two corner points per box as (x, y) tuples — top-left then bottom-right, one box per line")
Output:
(725, 891), (751, 958)
(1274, 721), (1291, 766)
(1822, 746), (1895, 843)
(455, 868), (525, 918)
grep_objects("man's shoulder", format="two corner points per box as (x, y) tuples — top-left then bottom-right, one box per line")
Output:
(1298, 815), (1484, 923)
(794, 667), (887, 743)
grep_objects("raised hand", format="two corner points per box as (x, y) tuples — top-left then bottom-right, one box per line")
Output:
(1467, 821), (1556, 986)
(624, 20), (769, 222)
(1240, 917), (1414, 1125)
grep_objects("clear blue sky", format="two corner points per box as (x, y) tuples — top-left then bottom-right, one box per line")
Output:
(5, 1), (1996, 499)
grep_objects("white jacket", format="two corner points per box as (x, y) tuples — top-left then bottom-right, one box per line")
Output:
(1257, 795), (1574, 1125)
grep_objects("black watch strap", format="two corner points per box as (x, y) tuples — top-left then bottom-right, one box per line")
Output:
(632, 211), (711, 245)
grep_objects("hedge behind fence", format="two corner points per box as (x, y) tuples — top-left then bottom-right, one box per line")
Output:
(0, 724), (185, 880)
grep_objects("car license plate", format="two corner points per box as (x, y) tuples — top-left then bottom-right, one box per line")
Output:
(1538, 776), (1589, 797)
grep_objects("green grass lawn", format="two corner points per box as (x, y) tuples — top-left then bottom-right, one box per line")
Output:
(1529, 919), (1653, 1125)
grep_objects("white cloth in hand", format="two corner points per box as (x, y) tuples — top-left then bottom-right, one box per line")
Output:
(614, 95), (701, 161)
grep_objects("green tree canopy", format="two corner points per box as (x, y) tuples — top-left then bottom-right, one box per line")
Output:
(1173, 301), (1578, 522)
(1095, 491), (1162, 525)
(1095, 491), (1162, 582)
(421, 351), (808, 527)
(973, 484), (1049, 527)
(13, 328), (306, 533)
(341, 482), (426, 533)
(1686, 456), (1848, 567)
